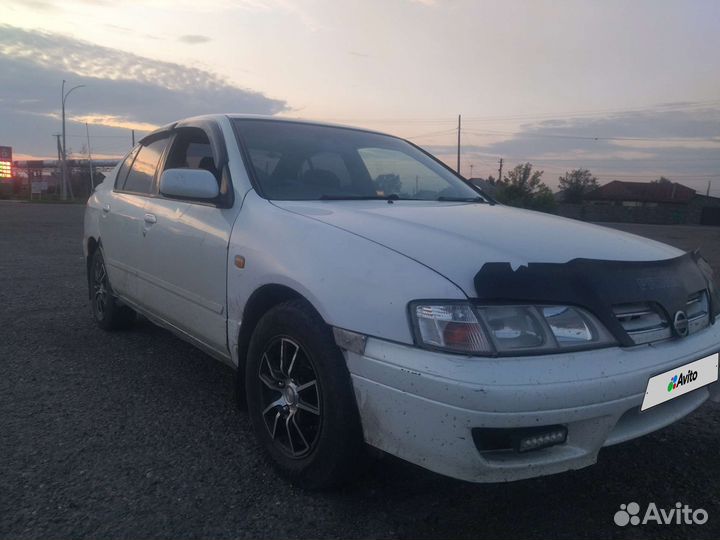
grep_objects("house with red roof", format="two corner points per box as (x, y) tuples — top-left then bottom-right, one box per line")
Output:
(569, 180), (720, 225)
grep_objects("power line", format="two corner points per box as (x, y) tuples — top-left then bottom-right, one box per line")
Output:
(462, 129), (720, 143)
(460, 99), (720, 123)
(405, 128), (457, 139)
(66, 133), (147, 139)
(580, 174), (720, 179)
(316, 99), (720, 126)
(481, 156), (720, 163)
(461, 160), (720, 178)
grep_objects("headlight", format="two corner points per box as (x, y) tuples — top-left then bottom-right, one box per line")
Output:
(413, 303), (493, 354)
(410, 301), (615, 355)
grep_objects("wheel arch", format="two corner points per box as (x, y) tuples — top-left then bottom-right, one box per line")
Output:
(235, 284), (327, 407)
(86, 236), (100, 299)
(237, 283), (325, 366)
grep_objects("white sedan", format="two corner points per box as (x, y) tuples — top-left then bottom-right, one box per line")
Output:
(84, 115), (720, 489)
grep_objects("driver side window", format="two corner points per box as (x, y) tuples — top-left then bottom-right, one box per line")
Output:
(164, 128), (218, 179)
(162, 127), (230, 201)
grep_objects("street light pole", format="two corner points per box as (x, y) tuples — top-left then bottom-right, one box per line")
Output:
(86, 122), (95, 192)
(61, 80), (66, 200)
(61, 80), (85, 200)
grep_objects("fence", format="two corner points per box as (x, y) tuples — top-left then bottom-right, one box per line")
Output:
(0, 159), (119, 201)
(556, 200), (720, 226)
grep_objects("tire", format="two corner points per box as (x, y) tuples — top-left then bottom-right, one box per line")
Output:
(89, 249), (136, 330)
(245, 299), (365, 490)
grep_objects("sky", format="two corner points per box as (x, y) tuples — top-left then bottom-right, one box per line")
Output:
(1, 0), (719, 194)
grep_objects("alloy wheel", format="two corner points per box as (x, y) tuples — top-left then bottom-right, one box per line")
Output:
(258, 337), (322, 458)
(92, 257), (108, 321)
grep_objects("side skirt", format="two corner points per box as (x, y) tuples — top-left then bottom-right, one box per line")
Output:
(118, 294), (236, 369)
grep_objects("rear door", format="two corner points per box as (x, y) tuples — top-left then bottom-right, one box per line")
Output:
(99, 134), (169, 301)
(137, 125), (234, 357)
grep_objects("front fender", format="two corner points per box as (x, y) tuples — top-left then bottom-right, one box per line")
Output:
(227, 191), (466, 350)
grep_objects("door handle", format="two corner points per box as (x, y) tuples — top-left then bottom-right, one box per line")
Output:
(144, 213), (157, 224)
(102, 204), (111, 213)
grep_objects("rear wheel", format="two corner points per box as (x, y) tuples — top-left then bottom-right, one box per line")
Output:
(245, 299), (365, 489)
(90, 249), (135, 330)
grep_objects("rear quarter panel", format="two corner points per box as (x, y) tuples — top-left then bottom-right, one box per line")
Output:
(83, 166), (117, 257)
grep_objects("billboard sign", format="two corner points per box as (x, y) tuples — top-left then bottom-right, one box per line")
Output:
(0, 146), (11, 180)
(31, 180), (49, 195)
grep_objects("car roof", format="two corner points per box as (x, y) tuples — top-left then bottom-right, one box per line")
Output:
(139, 114), (393, 145)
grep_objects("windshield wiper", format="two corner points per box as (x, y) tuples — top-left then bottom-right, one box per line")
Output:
(319, 194), (401, 201)
(436, 196), (487, 203)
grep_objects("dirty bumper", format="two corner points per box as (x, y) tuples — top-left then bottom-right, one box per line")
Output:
(345, 324), (720, 483)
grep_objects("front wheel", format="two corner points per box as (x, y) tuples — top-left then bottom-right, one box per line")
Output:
(90, 249), (136, 330)
(245, 299), (365, 489)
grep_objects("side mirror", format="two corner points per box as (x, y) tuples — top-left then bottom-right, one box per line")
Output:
(159, 169), (220, 200)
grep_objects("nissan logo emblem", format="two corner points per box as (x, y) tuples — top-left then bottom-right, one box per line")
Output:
(673, 310), (689, 337)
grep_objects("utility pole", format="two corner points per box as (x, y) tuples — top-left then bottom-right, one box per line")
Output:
(456, 114), (461, 174)
(54, 134), (62, 161)
(498, 157), (503, 183)
(469, 164), (474, 179)
(27, 161), (32, 201)
(61, 79), (85, 200)
(61, 81), (66, 200)
(132, 129), (136, 147)
(54, 134), (62, 198)
(86, 122), (95, 192)
(707, 180), (711, 197)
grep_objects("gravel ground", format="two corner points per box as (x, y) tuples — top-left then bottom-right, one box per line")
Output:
(1, 201), (719, 540)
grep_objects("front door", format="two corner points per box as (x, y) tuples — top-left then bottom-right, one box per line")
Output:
(137, 127), (234, 357)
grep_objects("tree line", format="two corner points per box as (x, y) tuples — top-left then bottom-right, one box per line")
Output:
(483, 164), (601, 212)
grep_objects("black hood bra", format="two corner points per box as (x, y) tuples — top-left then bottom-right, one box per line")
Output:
(474, 251), (719, 348)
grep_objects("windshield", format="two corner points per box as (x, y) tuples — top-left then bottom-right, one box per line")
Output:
(232, 119), (484, 202)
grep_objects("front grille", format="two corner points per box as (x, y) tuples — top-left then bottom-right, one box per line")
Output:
(613, 303), (671, 345)
(686, 290), (710, 334)
(613, 290), (711, 345)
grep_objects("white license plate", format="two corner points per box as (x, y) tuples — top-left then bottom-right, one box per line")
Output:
(641, 352), (719, 411)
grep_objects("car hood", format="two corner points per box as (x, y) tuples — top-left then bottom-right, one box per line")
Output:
(273, 200), (683, 295)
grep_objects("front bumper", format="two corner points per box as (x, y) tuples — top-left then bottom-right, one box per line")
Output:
(345, 323), (720, 483)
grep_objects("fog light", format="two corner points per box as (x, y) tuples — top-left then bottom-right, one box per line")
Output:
(518, 426), (568, 453)
(471, 425), (568, 454)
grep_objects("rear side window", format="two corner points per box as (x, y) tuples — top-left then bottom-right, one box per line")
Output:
(121, 137), (168, 194)
(114, 146), (139, 189)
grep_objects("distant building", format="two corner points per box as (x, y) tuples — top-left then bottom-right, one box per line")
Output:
(585, 180), (695, 207)
(560, 180), (720, 226)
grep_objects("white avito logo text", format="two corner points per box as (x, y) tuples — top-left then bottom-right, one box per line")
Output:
(614, 502), (708, 526)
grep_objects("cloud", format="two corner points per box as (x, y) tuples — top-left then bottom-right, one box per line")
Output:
(7, 0), (321, 29)
(15, 0), (59, 11)
(424, 103), (720, 195)
(178, 34), (212, 44)
(0, 25), (286, 158)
